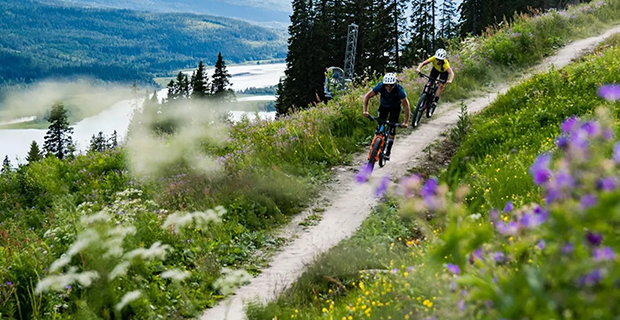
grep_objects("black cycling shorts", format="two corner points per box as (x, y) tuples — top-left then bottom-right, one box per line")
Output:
(378, 105), (401, 136)
(430, 68), (449, 82)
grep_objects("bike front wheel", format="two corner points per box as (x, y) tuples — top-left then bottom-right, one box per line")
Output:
(367, 136), (383, 171)
(412, 94), (427, 128)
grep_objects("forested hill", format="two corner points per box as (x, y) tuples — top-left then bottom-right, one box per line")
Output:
(0, 0), (287, 87)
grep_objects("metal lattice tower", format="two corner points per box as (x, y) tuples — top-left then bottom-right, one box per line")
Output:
(344, 23), (359, 80)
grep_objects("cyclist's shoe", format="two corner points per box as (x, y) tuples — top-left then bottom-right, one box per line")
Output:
(432, 101), (438, 109)
(384, 153), (391, 161)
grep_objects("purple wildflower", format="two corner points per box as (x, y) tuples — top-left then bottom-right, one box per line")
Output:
(556, 136), (569, 149)
(355, 164), (372, 183)
(529, 154), (552, 185)
(496, 221), (519, 235)
(614, 143), (620, 163)
(598, 84), (620, 101)
(561, 243), (574, 255)
(396, 174), (421, 197)
(580, 121), (601, 137)
(66, 285), (72, 290)
(580, 194), (597, 210)
(5, 282), (12, 286)
(503, 201), (514, 212)
(421, 178), (438, 197)
(538, 240), (545, 250)
(593, 247), (615, 262)
(520, 211), (547, 228)
(577, 269), (604, 287)
(603, 129), (614, 141)
(447, 263), (461, 275)
(560, 116), (579, 133)
(458, 299), (466, 312)
(375, 175), (390, 197)
(469, 248), (483, 264)
(586, 231), (603, 246)
(596, 177), (617, 191)
(489, 209), (499, 222)
(493, 251), (507, 264)
(391, 268), (399, 274)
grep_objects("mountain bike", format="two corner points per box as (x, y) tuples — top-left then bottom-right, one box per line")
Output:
(366, 115), (401, 171)
(411, 72), (447, 128)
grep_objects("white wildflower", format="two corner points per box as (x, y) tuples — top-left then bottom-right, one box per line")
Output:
(212, 268), (252, 295)
(109, 261), (131, 280)
(115, 290), (141, 312)
(66, 229), (99, 257)
(80, 212), (112, 225)
(49, 254), (71, 273)
(160, 269), (190, 282)
(36, 267), (100, 293)
(125, 242), (171, 261)
(468, 213), (482, 221)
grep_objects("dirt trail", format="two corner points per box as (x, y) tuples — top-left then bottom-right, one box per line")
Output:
(200, 25), (620, 320)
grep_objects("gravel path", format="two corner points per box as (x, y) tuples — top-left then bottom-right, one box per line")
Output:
(200, 24), (620, 320)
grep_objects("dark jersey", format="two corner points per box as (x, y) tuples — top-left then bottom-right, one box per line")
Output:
(372, 82), (407, 108)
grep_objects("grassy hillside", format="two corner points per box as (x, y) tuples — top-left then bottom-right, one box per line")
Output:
(0, 0), (287, 86)
(246, 27), (620, 320)
(0, 0), (619, 319)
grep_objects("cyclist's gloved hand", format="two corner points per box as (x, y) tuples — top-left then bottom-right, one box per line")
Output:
(363, 111), (369, 117)
(400, 123), (408, 128)
(447, 80), (452, 84)
(415, 69), (421, 74)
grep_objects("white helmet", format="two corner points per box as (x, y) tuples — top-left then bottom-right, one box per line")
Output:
(383, 73), (397, 85)
(435, 48), (447, 60)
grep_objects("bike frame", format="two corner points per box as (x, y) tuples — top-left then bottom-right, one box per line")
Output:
(411, 72), (446, 127)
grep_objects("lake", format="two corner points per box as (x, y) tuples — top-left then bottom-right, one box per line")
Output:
(0, 63), (283, 163)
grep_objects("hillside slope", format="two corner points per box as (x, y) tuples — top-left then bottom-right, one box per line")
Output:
(0, 0), (287, 86)
(201, 24), (620, 320)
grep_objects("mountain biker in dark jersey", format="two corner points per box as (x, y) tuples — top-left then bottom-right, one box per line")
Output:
(362, 73), (410, 161)
(416, 48), (455, 110)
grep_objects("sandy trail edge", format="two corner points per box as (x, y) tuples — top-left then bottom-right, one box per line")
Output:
(200, 25), (620, 320)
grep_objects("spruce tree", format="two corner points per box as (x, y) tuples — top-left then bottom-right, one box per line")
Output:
(43, 101), (74, 160)
(89, 131), (108, 153)
(191, 61), (209, 99)
(439, 0), (459, 40)
(1, 155), (10, 173)
(403, 0), (435, 65)
(26, 141), (43, 163)
(211, 52), (234, 101)
(109, 130), (118, 149)
(276, 0), (314, 114)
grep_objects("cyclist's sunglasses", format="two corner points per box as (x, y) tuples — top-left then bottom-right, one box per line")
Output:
(385, 83), (395, 88)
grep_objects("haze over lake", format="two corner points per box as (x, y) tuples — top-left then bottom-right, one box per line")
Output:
(0, 63), (284, 163)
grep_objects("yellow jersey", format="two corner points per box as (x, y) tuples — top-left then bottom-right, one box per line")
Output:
(428, 56), (450, 72)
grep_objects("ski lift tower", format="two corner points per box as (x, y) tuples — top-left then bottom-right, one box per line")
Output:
(344, 23), (359, 81)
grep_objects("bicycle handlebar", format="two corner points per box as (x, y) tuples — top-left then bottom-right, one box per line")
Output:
(418, 72), (447, 84)
(367, 115), (402, 128)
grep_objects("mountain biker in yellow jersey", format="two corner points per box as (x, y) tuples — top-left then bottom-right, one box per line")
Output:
(363, 73), (410, 161)
(415, 48), (454, 110)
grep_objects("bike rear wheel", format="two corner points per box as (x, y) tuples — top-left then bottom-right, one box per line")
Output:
(412, 94), (426, 128)
(367, 136), (383, 171)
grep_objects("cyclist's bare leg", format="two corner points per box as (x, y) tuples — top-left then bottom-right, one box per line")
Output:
(385, 134), (395, 158)
(434, 83), (445, 105)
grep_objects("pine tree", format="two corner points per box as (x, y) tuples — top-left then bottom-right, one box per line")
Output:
(211, 52), (235, 101)
(191, 61), (209, 99)
(43, 101), (74, 160)
(438, 0), (459, 40)
(26, 141), (43, 163)
(1, 155), (10, 173)
(89, 131), (108, 153)
(276, 0), (314, 114)
(403, 0), (435, 65)
(166, 79), (178, 101)
(109, 130), (118, 149)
